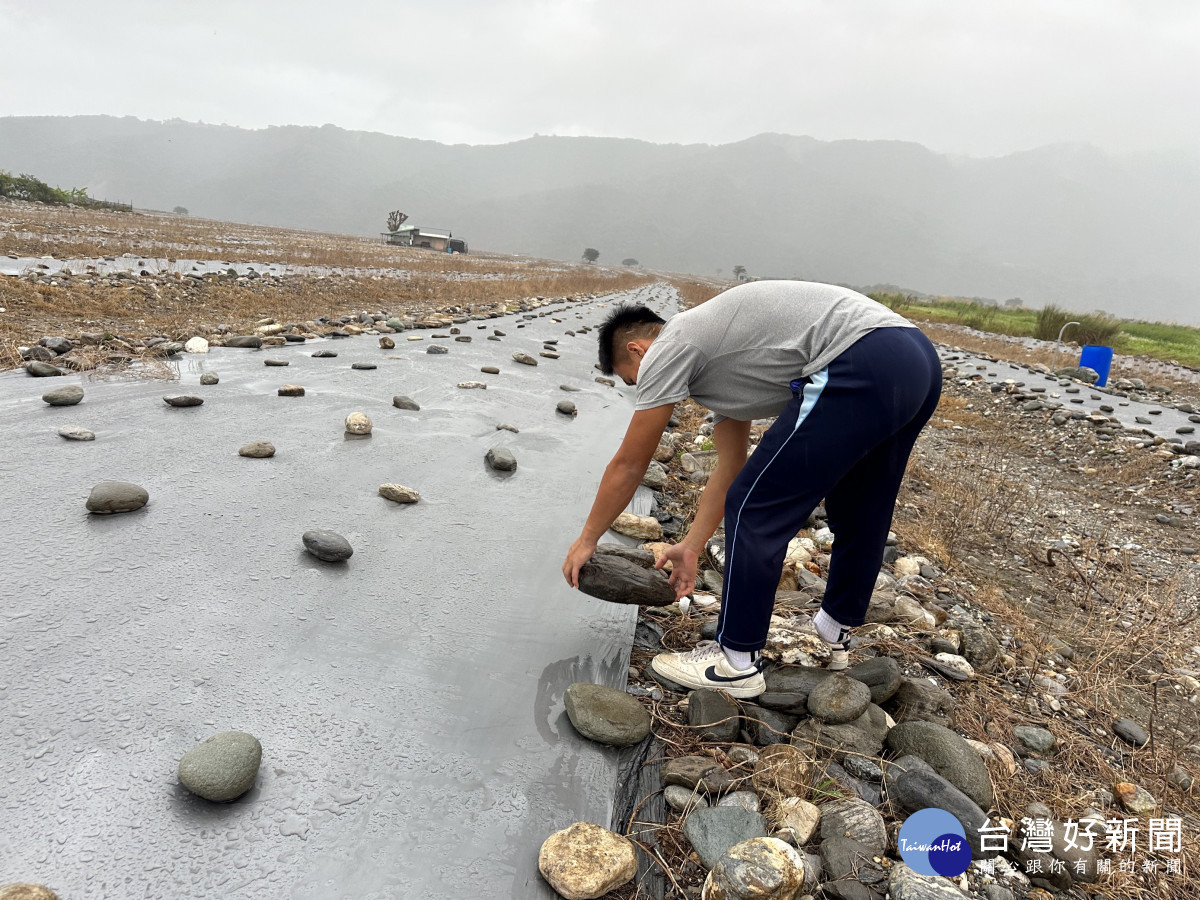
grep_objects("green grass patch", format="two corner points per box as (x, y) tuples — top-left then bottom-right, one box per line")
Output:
(871, 293), (1200, 368)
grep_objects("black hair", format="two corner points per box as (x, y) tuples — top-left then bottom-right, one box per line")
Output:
(596, 304), (665, 375)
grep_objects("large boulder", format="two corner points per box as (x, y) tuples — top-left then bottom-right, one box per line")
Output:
(563, 682), (651, 747)
(885, 721), (993, 809)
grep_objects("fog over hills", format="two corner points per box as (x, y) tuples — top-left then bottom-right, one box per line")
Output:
(2, 115), (1198, 323)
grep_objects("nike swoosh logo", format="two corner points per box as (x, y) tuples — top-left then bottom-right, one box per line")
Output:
(704, 665), (761, 683)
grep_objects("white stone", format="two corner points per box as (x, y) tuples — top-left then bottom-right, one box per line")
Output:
(255, 323), (284, 335)
(538, 822), (638, 900)
(812, 527), (835, 548)
(774, 797), (821, 845)
(934, 652), (976, 680)
(611, 512), (662, 540)
(184, 336), (209, 353)
(702, 837), (806, 900)
(344, 411), (373, 434)
(894, 557), (922, 577)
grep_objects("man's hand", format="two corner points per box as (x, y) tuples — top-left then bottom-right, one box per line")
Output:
(562, 535), (598, 589)
(656, 543), (700, 601)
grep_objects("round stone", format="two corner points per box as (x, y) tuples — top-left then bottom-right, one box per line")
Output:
(238, 441), (276, 458)
(302, 529), (353, 562)
(486, 447), (517, 472)
(278, 385), (305, 396)
(58, 426), (95, 441)
(379, 336), (395, 349)
(807, 674), (871, 724)
(665, 784), (709, 813)
(177, 731), (262, 802)
(538, 822), (637, 900)
(184, 336), (209, 353)
(1113, 717), (1149, 748)
(42, 385), (83, 406)
(85, 481), (148, 514)
(163, 395), (203, 407)
(557, 400), (578, 416)
(344, 412), (373, 434)
(564, 682), (651, 747)
(0, 885), (62, 900)
(199, 373), (219, 385)
(702, 837), (806, 900)
(379, 484), (420, 504)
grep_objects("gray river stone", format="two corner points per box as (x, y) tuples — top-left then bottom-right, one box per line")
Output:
(224, 335), (262, 348)
(352, 362), (377, 370)
(819, 836), (879, 882)
(846, 656), (902, 704)
(85, 481), (148, 514)
(577, 554), (675, 607)
(889, 862), (972, 900)
(1014, 725), (1056, 755)
(302, 529), (353, 562)
(1113, 717), (1149, 748)
(594, 544), (656, 568)
(42, 385), (83, 406)
(163, 395), (203, 407)
(958, 626), (1001, 672)
(40, 336), (73, 354)
(264, 359), (289, 367)
(25, 361), (64, 377)
(199, 373), (219, 385)
(58, 426), (95, 441)
(485, 447), (517, 471)
(683, 807), (768, 869)
(426, 344), (448, 355)
(885, 720), (994, 809)
(177, 730), (262, 802)
(689, 689), (741, 743)
(481, 366), (500, 374)
(885, 756), (993, 858)
(392, 395), (420, 410)
(563, 682), (651, 747)
(807, 674), (872, 724)
(238, 441), (276, 458)
(556, 400), (577, 416)
(791, 704), (889, 762)
(819, 798), (887, 857)
(882, 678), (956, 726)
(513, 352), (538, 366)
(739, 704), (798, 747)
(312, 349), (337, 358)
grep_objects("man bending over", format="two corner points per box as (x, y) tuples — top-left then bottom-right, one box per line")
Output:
(561, 280), (941, 698)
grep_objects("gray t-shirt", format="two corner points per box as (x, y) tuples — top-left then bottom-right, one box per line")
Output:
(635, 280), (916, 422)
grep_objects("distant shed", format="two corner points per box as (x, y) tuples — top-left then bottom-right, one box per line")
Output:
(383, 224), (465, 253)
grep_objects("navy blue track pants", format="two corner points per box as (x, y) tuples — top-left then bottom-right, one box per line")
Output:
(715, 326), (942, 652)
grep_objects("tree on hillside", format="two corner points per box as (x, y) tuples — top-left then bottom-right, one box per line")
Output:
(583, 248), (600, 263)
(1004, 297), (1023, 308)
(173, 206), (189, 216)
(733, 265), (746, 280)
(622, 258), (639, 267)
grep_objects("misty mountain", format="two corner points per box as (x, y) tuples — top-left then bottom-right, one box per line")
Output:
(2, 115), (1197, 323)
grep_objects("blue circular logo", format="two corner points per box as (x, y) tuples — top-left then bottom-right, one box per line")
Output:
(897, 808), (970, 877)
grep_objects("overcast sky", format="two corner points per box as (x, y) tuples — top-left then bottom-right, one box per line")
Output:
(1, 0), (1197, 156)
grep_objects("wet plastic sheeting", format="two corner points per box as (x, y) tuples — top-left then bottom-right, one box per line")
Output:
(0, 285), (677, 898)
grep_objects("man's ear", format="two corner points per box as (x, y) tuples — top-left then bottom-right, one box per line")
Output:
(626, 340), (645, 360)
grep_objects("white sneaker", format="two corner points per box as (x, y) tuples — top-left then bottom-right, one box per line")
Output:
(650, 641), (766, 699)
(826, 628), (851, 671)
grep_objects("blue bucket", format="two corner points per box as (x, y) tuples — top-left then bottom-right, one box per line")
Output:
(1079, 345), (1114, 387)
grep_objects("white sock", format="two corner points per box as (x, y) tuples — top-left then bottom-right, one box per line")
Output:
(722, 646), (755, 670)
(814, 609), (849, 645)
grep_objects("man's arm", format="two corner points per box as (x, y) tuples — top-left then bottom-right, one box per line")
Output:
(658, 417), (752, 599)
(563, 403), (676, 587)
